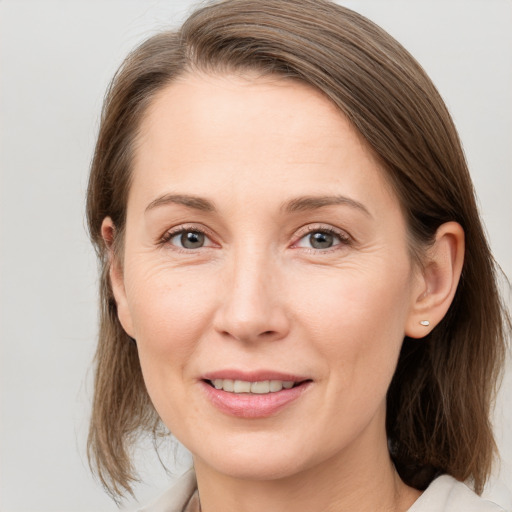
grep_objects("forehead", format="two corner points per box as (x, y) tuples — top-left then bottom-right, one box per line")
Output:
(130, 72), (398, 215)
(137, 72), (370, 160)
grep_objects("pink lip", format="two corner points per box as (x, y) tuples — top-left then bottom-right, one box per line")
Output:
(200, 369), (312, 419)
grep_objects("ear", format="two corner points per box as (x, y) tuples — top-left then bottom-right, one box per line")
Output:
(405, 221), (465, 339)
(101, 217), (135, 338)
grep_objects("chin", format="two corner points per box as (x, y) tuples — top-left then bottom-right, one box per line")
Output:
(187, 432), (308, 481)
(201, 454), (307, 482)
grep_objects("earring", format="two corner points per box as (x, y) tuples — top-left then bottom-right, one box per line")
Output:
(419, 320), (430, 326)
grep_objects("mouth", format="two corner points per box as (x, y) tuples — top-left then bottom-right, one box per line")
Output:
(200, 374), (312, 418)
(204, 378), (307, 394)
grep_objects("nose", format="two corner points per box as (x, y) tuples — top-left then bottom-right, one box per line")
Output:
(213, 249), (290, 344)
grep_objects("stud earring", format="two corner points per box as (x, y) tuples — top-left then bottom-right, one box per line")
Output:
(419, 320), (430, 326)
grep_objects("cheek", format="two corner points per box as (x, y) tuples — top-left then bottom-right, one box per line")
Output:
(123, 260), (220, 372)
(293, 261), (411, 383)
(123, 263), (223, 429)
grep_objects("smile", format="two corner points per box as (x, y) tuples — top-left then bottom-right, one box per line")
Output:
(201, 374), (312, 418)
(208, 379), (296, 394)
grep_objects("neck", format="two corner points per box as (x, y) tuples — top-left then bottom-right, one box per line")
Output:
(193, 415), (421, 512)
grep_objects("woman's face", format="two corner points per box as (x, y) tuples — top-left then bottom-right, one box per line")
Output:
(110, 73), (425, 481)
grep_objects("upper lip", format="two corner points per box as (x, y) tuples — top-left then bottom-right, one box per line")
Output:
(201, 369), (310, 382)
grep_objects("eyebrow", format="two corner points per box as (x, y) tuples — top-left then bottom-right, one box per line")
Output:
(282, 195), (371, 216)
(145, 193), (216, 213)
(144, 193), (371, 217)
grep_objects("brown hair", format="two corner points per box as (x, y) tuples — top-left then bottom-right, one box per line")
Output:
(86, 0), (509, 500)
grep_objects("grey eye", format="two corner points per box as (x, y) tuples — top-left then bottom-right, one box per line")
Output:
(309, 232), (335, 249)
(295, 228), (346, 251)
(171, 231), (206, 249)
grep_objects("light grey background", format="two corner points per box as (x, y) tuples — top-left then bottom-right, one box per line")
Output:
(1, 1), (511, 511)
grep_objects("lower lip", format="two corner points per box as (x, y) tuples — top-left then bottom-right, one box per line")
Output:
(201, 381), (311, 418)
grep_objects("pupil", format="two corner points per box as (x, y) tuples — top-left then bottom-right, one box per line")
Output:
(181, 231), (204, 249)
(310, 232), (333, 249)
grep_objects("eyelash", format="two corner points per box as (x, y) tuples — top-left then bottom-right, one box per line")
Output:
(292, 224), (352, 253)
(159, 224), (215, 252)
(159, 224), (352, 253)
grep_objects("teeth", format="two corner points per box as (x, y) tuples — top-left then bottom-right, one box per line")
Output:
(210, 379), (296, 394)
(269, 380), (283, 392)
(223, 379), (234, 392)
(234, 380), (251, 393)
(251, 381), (269, 393)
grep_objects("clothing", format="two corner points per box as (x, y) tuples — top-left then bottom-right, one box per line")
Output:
(138, 470), (197, 512)
(139, 469), (507, 512)
(408, 475), (506, 512)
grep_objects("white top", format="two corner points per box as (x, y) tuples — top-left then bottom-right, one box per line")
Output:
(408, 475), (506, 512)
(139, 470), (507, 512)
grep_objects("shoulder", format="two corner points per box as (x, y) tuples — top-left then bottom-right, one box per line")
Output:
(137, 471), (508, 512)
(408, 475), (508, 512)
(138, 469), (197, 512)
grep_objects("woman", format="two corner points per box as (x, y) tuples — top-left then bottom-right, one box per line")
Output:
(86, 1), (510, 510)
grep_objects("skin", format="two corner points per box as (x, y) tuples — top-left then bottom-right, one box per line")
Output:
(104, 73), (464, 512)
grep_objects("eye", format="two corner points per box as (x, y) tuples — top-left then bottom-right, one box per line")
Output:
(164, 228), (214, 250)
(295, 228), (349, 250)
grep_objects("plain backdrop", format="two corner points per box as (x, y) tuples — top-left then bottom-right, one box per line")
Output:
(1, 1), (511, 511)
